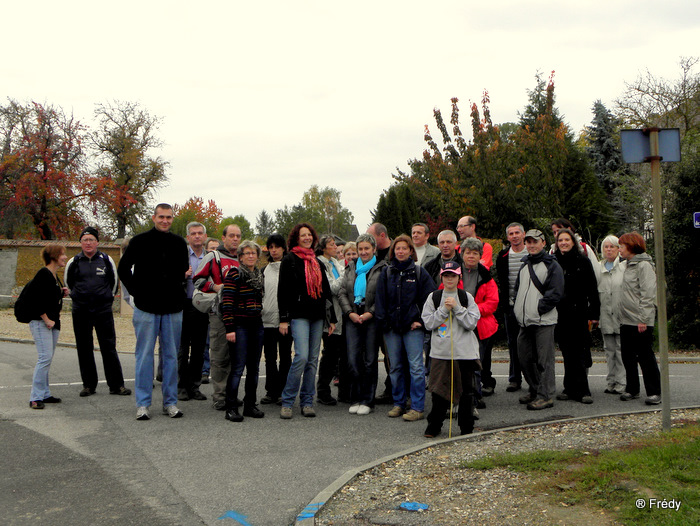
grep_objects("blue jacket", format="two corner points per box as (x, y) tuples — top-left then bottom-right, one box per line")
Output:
(65, 250), (117, 313)
(375, 258), (437, 334)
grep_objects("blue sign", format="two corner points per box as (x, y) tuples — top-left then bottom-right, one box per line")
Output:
(694, 212), (700, 228)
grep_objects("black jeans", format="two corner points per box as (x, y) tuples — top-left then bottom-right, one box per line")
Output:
(178, 299), (209, 392)
(262, 327), (293, 399)
(317, 332), (349, 400)
(426, 360), (476, 435)
(504, 307), (522, 385)
(620, 325), (661, 396)
(226, 323), (264, 410)
(72, 308), (125, 391)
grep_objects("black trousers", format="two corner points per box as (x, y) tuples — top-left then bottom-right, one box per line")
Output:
(178, 299), (210, 392)
(620, 325), (661, 396)
(426, 360), (476, 435)
(556, 317), (592, 400)
(72, 308), (125, 391)
(262, 327), (293, 399)
(317, 332), (349, 399)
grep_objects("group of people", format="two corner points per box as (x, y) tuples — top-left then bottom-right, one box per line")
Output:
(23, 206), (662, 439)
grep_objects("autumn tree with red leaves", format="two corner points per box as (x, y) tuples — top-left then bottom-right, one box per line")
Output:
(0, 100), (109, 239)
(171, 196), (224, 237)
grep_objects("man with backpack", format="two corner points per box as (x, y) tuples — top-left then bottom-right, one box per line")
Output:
(513, 229), (564, 411)
(65, 227), (131, 398)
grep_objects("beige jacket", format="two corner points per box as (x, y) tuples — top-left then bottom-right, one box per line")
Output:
(598, 256), (626, 334)
(618, 253), (656, 327)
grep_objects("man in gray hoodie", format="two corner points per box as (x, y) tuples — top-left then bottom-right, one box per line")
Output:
(513, 229), (564, 410)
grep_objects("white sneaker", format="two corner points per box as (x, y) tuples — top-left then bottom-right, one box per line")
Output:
(162, 405), (183, 418)
(357, 405), (373, 415)
(349, 403), (361, 414)
(136, 406), (150, 420)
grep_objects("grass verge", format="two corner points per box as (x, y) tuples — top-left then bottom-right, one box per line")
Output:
(462, 420), (699, 525)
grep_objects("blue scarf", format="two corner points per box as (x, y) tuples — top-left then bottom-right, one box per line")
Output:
(354, 256), (376, 304)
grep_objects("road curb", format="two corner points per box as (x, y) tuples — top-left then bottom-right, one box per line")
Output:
(295, 404), (700, 524)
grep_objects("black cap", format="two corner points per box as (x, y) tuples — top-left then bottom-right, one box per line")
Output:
(79, 226), (99, 241)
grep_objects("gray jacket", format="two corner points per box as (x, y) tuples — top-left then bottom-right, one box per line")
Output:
(513, 252), (564, 327)
(618, 253), (656, 327)
(422, 290), (481, 360)
(598, 257), (626, 334)
(318, 255), (345, 335)
(339, 258), (387, 316)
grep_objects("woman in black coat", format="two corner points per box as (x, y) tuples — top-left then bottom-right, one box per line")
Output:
(553, 229), (600, 404)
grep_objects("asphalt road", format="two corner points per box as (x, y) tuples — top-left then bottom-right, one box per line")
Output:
(1, 340), (698, 526)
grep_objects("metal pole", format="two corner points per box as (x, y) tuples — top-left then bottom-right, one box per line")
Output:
(648, 129), (671, 431)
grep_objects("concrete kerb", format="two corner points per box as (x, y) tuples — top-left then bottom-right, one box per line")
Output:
(294, 404), (700, 525)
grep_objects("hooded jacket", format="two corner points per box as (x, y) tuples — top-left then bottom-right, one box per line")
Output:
(618, 253), (656, 327)
(513, 250), (564, 327)
(422, 289), (481, 360)
(463, 263), (499, 340)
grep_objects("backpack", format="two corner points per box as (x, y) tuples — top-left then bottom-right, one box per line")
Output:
(192, 251), (223, 314)
(14, 279), (38, 323)
(431, 288), (470, 310)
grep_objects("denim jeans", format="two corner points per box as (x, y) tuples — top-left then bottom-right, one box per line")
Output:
(281, 318), (324, 408)
(225, 323), (264, 409)
(29, 320), (59, 401)
(384, 328), (426, 411)
(132, 307), (182, 408)
(345, 318), (378, 406)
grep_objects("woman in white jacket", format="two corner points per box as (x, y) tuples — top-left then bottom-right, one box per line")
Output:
(598, 235), (626, 395)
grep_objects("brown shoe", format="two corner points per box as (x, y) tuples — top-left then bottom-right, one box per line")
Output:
(519, 392), (536, 404)
(402, 409), (424, 422)
(527, 398), (554, 410)
(280, 407), (293, 419)
(387, 405), (404, 418)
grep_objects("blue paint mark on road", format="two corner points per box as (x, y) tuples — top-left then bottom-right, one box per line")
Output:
(296, 502), (324, 521)
(217, 510), (252, 525)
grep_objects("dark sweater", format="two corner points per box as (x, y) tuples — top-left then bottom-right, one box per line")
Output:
(117, 228), (188, 314)
(31, 267), (64, 330)
(221, 267), (263, 332)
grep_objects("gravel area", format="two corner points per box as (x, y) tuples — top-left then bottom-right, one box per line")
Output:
(314, 408), (700, 526)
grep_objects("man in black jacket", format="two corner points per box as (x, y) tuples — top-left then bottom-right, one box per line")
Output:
(65, 227), (131, 398)
(118, 204), (189, 421)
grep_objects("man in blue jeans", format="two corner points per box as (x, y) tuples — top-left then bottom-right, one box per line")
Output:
(118, 203), (189, 421)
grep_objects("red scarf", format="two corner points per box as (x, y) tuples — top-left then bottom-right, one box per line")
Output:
(291, 246), (323, 300)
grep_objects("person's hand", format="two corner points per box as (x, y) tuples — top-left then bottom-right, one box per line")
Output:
(349, 313), (361, 324)
(44, 318), (55, 329)
(213, 283), (223, 293)
(410, 321), (422, 330)
(185, 265), (193, 279)
(226, 331), (236, 343)
(279, 322), (289, 336)
(443, 296), (456, 311)
(328, 323), (336, 336)
(637, 323), (647, 333)
(61, 287), (69, 297)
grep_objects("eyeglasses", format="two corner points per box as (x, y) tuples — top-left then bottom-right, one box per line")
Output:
(241, 251), (257, 257)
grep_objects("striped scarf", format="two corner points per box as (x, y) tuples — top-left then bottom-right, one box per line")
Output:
(291, 246), (323, 300)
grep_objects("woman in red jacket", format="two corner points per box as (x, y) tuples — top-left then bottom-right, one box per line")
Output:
(461, 238), (499, 406)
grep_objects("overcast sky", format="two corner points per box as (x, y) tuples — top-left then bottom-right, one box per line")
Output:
(4, 1), (697, 234)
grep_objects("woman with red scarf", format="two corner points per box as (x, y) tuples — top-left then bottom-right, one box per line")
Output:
(278, 223), (336, 418)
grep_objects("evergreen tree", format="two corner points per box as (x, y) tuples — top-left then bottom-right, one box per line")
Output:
(255, 209), (275, 239)
(586, 100), (624, 194)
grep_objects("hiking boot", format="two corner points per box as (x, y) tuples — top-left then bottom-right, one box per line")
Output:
(619, 392), (640, 401)
(581, 395), (594, 404)
(519, 392), (536, 404)
(526, 398), (553, 410)
(402, 409), (424, 422)
(212, 400), (226, 410)
(556, 393), (570, 401)
(301, 406), (316, 418)
(225, 408), (244, 422)
(178, 389), (190, 401)
(280, 407), (293, 419)
(387, 406), (404, 418)
(136, 406), (150, 420)
(645, 395), (661, 405)
(162, 405), (184, 418)
(243, 405), (265, 418)
(190, 389), (207, 401)
(317, 395), (337, 406)
(506, 382), (521, 392)
(110, 386), (131, 396)
(79, 387), (95, 397)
